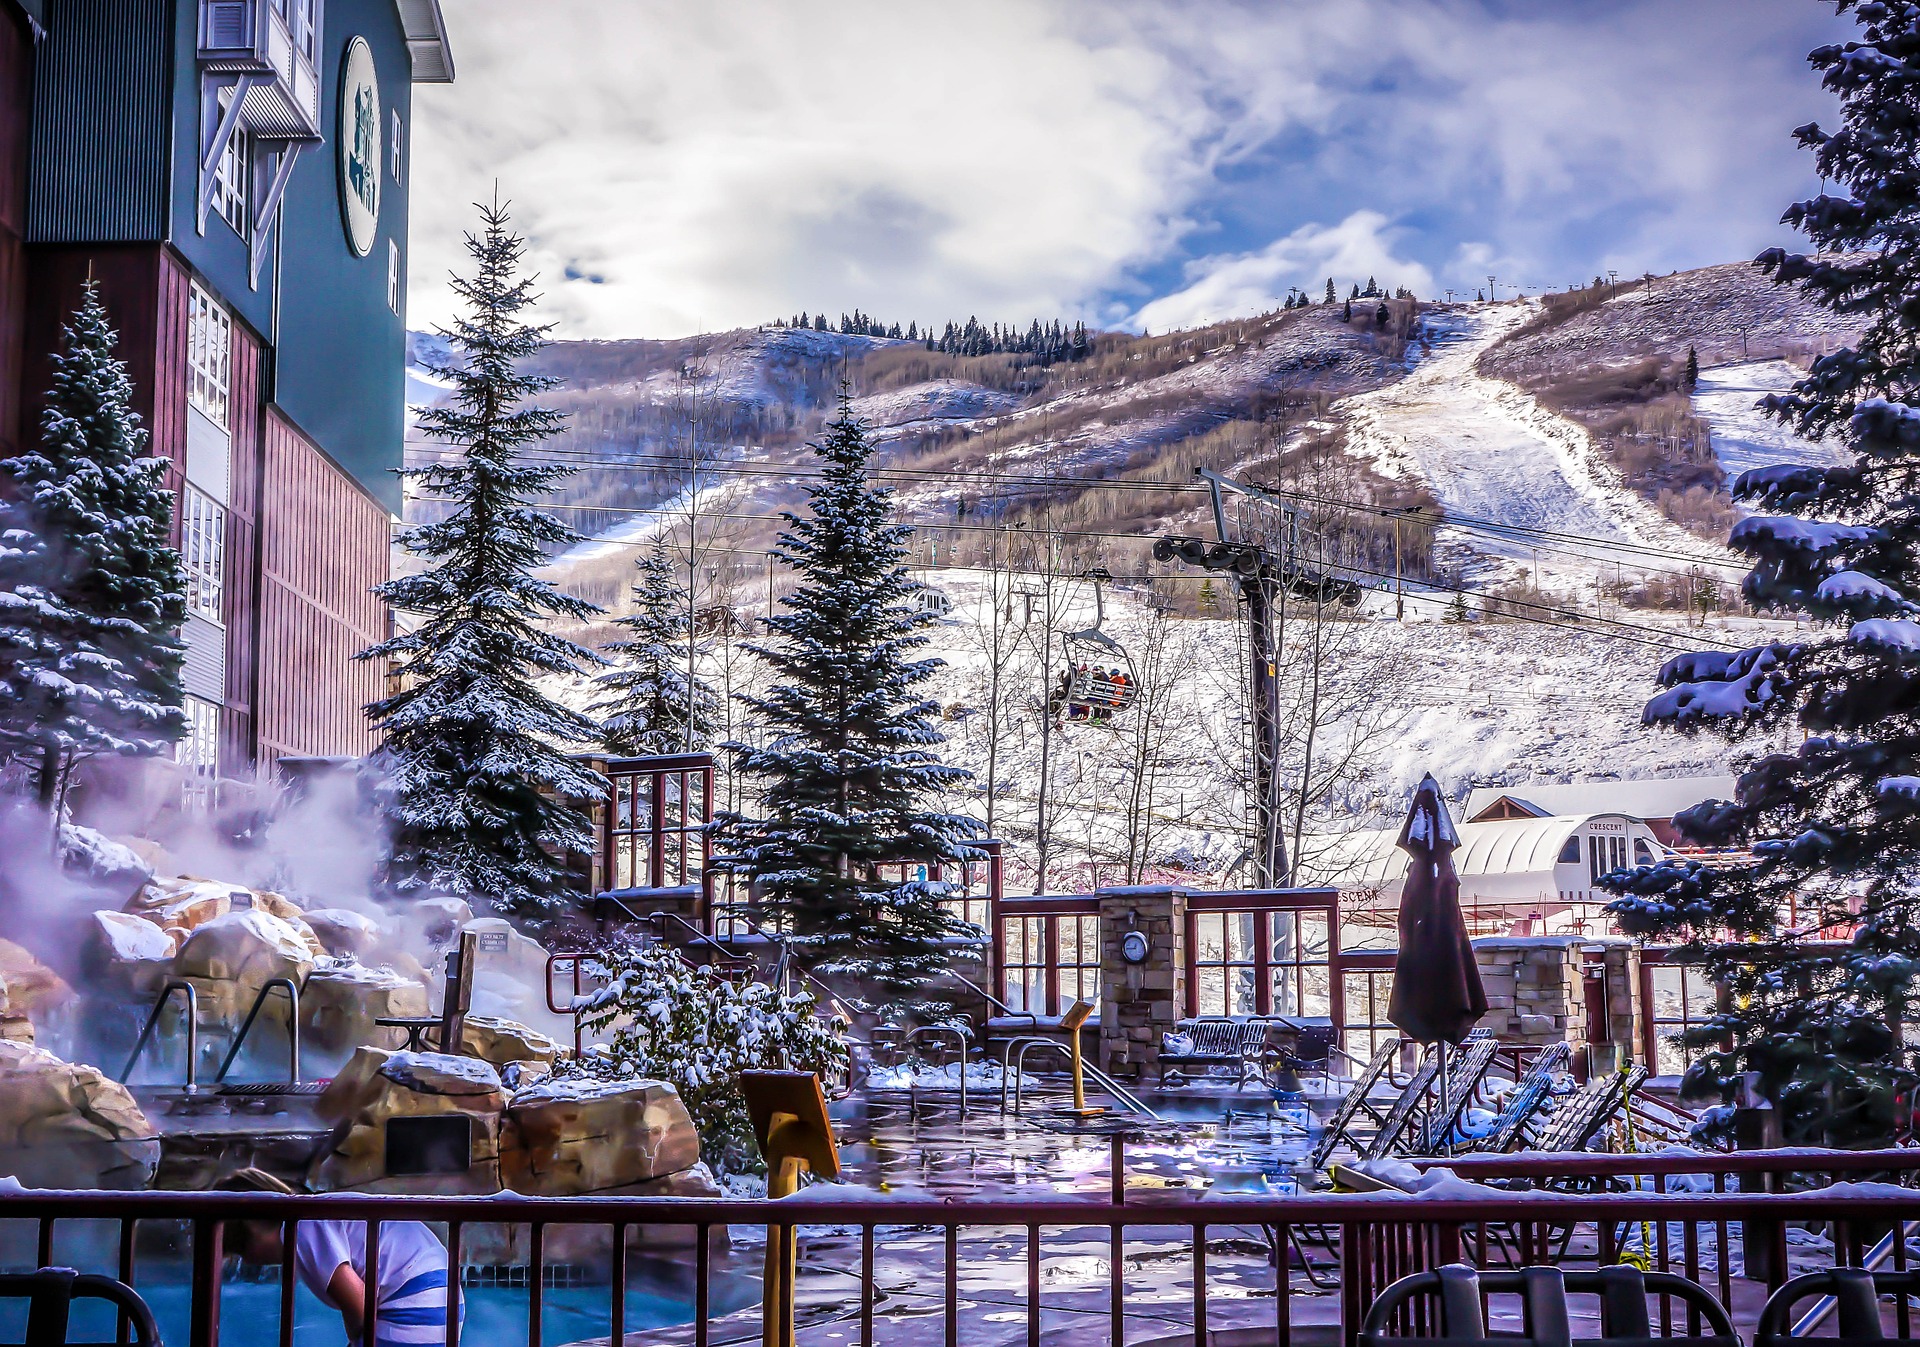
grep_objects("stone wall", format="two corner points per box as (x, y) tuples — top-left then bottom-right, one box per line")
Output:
(1593, 941), (1641, 1067)
(1473, 938), (1582, 1048)
(1098, 887), (1186, 1082)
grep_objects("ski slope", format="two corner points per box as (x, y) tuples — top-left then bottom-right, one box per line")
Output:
(1692, 360), (1850, 479)
(1342, 304), (1730, 590)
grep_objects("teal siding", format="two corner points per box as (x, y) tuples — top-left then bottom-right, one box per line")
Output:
(270, 0), (409, 513)
(26, 0), (173, 243)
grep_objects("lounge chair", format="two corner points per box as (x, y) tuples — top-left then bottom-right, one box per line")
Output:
(1473, 1041), (1573, 1153)
(1362, 1027), (1495, 1160)
(1306, 1036), (1405, 1169)
(1530, 1065), (1648, 1155)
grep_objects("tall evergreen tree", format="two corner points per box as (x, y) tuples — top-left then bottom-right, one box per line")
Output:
(719, 393), (980, 1005)
(0, 280), (185, 807)
(591, 540), (718, 757)
(1325, 277), (1336, 304)
(359, 200), (605, 927)
(1684, 345), (1700, 393)
(1604, 1), (1920, 1143)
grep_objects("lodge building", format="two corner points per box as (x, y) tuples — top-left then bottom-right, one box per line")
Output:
(0, 0), (452, 783)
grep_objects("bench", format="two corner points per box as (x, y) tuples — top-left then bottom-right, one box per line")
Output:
(1161, 1017), (1276, 1089)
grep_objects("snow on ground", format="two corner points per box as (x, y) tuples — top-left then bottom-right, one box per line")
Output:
(1693, 360), (1850, 479)
(1343, 304), (1732, 591)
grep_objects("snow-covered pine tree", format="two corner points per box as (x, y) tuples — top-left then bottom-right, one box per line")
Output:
(591, 539), (718, 756)
(1324, 277), (1336, 304)
(1603, 1), (1920, 1143)
(0, 280), (185, 807)
(718, 392), (980, 1006)
(358, 200), (605, 928)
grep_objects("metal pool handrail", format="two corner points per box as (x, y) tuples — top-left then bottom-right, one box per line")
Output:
(118, 979), (199, 1092)
(214, 976), (302, 1085)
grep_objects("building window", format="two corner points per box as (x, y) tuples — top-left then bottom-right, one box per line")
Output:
(210, 117), (248, 237)
(1193, 911), (1258, 1017)
(388, 239), (401, 315)
(187, 284), (231, 428)
(178, 695), (220, 802)
(391, 109), (403, 182)
(181, 485), (226, 623)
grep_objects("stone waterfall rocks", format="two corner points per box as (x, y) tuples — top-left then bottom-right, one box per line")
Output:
(172, 910), (317, 1024)
(301, 961), (433, 1056)
(309, 1048), (507, 1194)
(499, 1075), (700, 1196)
(0, 1041), (158, 1189)
(0, 939), (74, 1045)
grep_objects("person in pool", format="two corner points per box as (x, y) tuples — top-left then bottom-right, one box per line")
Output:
(216, 1168), (460, 1347)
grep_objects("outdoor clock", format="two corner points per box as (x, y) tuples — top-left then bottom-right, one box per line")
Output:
(339, 36), (381, 257)
(1121, 929), (1149, 966)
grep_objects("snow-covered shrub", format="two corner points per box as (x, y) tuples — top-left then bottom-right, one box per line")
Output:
(570, 941), (848, 1170)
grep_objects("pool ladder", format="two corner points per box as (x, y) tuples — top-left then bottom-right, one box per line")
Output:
(1001, 1038), (1162, 1120)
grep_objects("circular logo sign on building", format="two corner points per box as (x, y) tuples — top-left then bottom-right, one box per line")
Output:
(338, 36), (381, 257)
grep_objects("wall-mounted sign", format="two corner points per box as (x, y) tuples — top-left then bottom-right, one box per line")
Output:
(338, 36), (381, 257)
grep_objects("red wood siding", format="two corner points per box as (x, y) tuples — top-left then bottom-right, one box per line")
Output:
(256, 408), (388, 762)
(21, 245), (163, 473)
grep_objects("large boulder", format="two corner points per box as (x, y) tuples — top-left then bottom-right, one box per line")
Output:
(303, 908), (383, 961)
(85, 911), (176, 1000)
(500, 1074), (699, 1196)
(0, 940), (73, 1044)
(172, 910), (315, 1023)
(310, 1048), (504, 1194)
(0, 1041), (158, 1189)
(459, 1015), (562, 1072)
(459, 918), (569, 1042)
(301, 961), (432, 1055)
(127, 879), (322, 958)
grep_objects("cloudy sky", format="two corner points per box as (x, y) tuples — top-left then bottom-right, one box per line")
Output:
(406, 0), (1849, 341)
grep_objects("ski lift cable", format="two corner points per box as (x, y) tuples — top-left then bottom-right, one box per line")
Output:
(409, 446), (1750, 573)
(423, 496), (1749, 652)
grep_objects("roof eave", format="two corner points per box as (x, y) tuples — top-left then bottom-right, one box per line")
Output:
(394, 0), (455, 83)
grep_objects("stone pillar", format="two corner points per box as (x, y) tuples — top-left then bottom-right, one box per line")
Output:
(1596, 940), (1641, 1066)
(1470, 938), (1582, 1049)
(1098, 887), (1187, 1083)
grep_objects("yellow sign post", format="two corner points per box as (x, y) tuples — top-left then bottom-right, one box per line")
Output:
(741, 1070), (841, 1347)
(1062, 999), (1103, 1118)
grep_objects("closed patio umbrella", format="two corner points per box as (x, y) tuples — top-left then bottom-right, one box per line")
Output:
(1388, 774), (1488, 1151)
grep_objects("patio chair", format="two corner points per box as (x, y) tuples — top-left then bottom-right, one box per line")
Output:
(1359, 1263), (1738, 1347)
(1474, 1042), (1573, 1153)
(1306, 1035), (1405, 1169)
(1529, 1065), (1648, 1156)
(1161, 1017), (1273, 1089)
(1415, 1033), (1503, 1154)
(1363, 1028), (1495, 1161)
(0, 1268), (162, 1347)
(1756, 1267), (1920, 1346)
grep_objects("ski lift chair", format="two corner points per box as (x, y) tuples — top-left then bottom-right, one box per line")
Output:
(1057, 630), (1139, 720)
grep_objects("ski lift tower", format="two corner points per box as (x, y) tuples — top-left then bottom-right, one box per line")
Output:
(1152, 469), (1300, 886)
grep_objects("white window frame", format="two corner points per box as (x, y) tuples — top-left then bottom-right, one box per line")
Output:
(187, 283), (231, 429)
(181, 484), (227, 624)
(390, 108), (403, 182)
(177, 694), (220, 788)
(388, 239), (401, 315)
(209, 93), (249, 238)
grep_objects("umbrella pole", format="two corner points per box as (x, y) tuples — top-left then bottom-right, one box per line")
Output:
(1436, 1040), (1450, 1157)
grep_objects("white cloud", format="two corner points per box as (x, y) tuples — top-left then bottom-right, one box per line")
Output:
(1131, 211), (1435, 331)
(405, 0), (1843, 340)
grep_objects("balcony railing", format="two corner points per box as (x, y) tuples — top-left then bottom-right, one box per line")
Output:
(5, 1146), (1920, 1347)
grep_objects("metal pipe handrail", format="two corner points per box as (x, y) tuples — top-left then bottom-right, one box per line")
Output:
(118, 980), (199, 1092)
(1790, 1219), (1920, 1336)
(1411, 1146), (1920, 1179)
(902, 1025), (971, 1119)
(213, 977), (301, 1085)
(1005, 1037), (1161, 1120)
